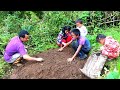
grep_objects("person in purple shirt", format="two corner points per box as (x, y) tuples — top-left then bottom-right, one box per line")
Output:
(4, 30), (44, 66)
(58, 28), (91, 62)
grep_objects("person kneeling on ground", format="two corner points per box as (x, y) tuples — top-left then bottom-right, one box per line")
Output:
(57, 26), (72, 47)
(96, 34), (120, 60)
(58, 28), (91, 62)
(4, 30), (44, 66)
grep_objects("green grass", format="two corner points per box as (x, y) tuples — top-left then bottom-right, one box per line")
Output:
(0, 57), (11, 78)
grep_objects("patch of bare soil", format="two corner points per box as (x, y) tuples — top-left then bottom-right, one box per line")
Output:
(4, 47), (89, 79)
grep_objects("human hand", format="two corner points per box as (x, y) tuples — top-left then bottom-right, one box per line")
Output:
(36, 58), (44, 62)
(58, 48), (63, 52)
(67, 58), (73, 62)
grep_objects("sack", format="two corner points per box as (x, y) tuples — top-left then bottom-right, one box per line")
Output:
(80, 52), (107, 79)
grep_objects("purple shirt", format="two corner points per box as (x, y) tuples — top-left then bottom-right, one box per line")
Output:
(4, 36), (27, 62)
(72, 36), (85, 45)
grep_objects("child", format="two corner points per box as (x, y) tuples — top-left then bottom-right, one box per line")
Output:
(96, 34), (120, 60)
(57, 26), (72, 47)
(58, 28), (91, 62)
(75, 19), (88, 37)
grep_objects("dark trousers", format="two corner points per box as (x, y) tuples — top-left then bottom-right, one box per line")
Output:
(71, 40), (91, 58)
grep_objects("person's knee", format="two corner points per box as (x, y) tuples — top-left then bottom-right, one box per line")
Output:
(82, 48), (90, 54)
(9, 53), (21, 63)
(13, 57), (22, 64)
(72, 42), (78, 49)
(71, 43), (76, 49)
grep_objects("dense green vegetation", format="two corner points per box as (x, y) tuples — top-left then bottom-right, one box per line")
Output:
(0, 11), (120, 79)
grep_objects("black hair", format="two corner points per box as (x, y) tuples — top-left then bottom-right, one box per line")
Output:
(18, 30), (29, 38)
(96, 34), (106, 42)
(75, 19), (83, 24)
(71, 28), (80, 36)
(62, 26), (71, 37)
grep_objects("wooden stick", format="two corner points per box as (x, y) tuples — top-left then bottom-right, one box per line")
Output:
(99, 20), (120, 25)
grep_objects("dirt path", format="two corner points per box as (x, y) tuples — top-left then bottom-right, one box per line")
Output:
(4, 47), (89, 79)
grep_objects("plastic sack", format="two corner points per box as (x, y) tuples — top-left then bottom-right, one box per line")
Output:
(80, 52), (107, 79)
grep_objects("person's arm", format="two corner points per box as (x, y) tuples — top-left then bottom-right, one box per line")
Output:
(58, 40), (73, 51)
(23, 54), (44, 61)
(18, 45), (44, 62)
(67, 45), (82, 62)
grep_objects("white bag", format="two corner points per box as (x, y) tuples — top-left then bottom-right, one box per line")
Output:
(80, 52), (107, 79)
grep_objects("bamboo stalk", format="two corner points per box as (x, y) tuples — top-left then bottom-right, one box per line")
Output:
(99, 20), (120, 25)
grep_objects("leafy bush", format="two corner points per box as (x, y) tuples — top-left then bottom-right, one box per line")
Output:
(0, 58), (11, 78)
(3, 14), (23, 33)
(0, 32), (16, 55)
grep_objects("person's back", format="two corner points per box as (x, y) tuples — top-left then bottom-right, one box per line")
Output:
(73, 36), (91, 53)
(77, 25), (87, 37)
(57, 30), (63, 45)
(102, 36), (120, 59)
(81, 36), (91, 51)
(4, 36), (26, 63)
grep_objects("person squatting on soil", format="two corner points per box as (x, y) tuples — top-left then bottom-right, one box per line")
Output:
(57, 26), (72, 48)
(4, 30), (44, 66)
(75, 19), (88, 37)
(96, 34), (120, 60)
(58, 28), (91, 62)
